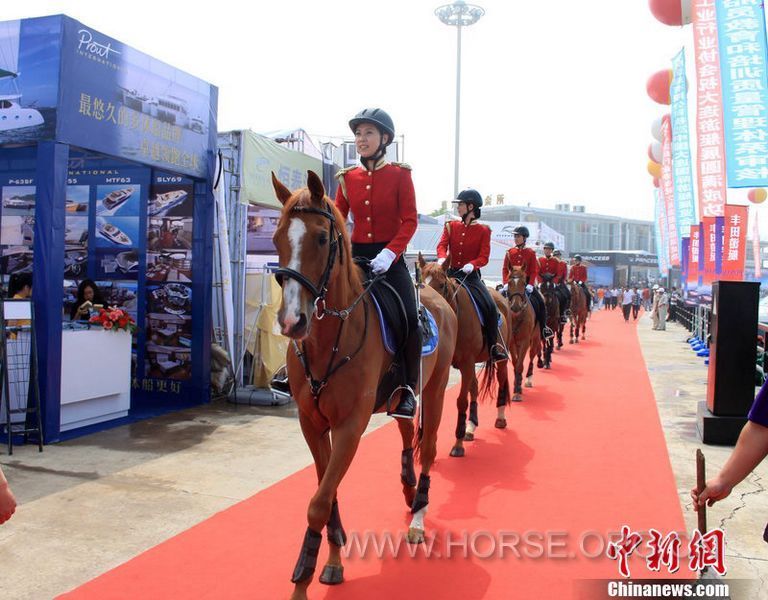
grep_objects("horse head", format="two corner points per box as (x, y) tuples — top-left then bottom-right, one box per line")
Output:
(272, 171), (356, 339)
(419, 253), (455, 307)
(507, 266), (528, 313)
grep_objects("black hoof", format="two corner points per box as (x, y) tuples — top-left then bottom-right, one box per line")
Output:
(319, 564), (344, 585)
(537, 360), (544, 368)
(450, 446), (465, 457)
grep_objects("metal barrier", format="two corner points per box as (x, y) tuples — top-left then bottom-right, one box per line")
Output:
(679, 301), (710, 342)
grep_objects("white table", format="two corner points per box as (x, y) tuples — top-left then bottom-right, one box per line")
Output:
(60, 329), (131, 432)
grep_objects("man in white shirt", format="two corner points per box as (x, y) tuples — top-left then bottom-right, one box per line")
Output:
(621, 287), (634, 322)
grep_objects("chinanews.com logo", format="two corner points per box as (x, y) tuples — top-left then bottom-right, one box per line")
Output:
(76, 29), (122, 70)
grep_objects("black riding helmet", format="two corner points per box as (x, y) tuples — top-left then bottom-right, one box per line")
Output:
(512, 225), (530, 238)
(453, 188), (483, 220)
(349, 108), (395, 145)
(574, 254), (583, 262)
(543, 241), (555, 250)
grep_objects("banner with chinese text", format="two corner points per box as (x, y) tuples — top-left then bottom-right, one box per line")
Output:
(693, 0), (728, 217)
(661, 116), (681, 266)
(655, 190), (670, 276)
(753, 207), (761, 279)
(716, 0), (768, 187)
(689, 225), (701, 287)
(720, 204), (748, 280)
(702, 216), (718, 284)
(671, 49), (698, 236)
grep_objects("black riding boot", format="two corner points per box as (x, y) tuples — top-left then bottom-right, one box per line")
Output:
(389, 329), (420, 419)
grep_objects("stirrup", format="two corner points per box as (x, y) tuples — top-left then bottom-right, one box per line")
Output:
(543, 326), (555, 340)
(387, 386), (417, 419)
(491, 344), (508, 363)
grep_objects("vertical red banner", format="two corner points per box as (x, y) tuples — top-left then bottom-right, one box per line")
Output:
(701, 216), (718, 284)
(753, 209), (762, 279)
(720, 204), (748, 280)
(689, 225), (700, 286)
(661, 115), (680, 266)
(693, 0), (727, 218)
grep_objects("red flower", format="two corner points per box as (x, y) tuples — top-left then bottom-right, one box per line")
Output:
(118, 317), (128, 328)
(104, 321), (113, 330)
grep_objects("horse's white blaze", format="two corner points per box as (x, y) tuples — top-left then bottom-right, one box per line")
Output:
(424, 275), (433, 286)
(409, 505), (427, 532)
(282, 218), (306, 327)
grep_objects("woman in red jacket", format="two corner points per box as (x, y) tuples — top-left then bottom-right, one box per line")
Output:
(335, 108), (418, 419)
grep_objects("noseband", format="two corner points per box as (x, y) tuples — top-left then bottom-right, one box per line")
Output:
(273, 203), (343, 318)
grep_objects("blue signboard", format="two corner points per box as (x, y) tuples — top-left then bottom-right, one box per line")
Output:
(670, 49), (697, 237)
(0, 15), (217, 178)
(716, 0), (768, 187)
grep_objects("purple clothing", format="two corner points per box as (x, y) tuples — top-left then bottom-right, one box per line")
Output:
(748, 380), (768, 427)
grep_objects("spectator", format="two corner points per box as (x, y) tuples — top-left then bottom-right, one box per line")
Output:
(642, 286), (652, 311)
(668, 287), (681, 323)
(596, 286), (605, 310)
(653, 287), (669, 330)
(621, 287), (634, 322)
(0, 465), (16, 525)
(631, 287), (642, 320)
(692, 381), (768, 544)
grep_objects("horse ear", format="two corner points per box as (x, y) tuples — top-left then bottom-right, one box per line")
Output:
(441, 258), (450, 273)
(417, 252), (426, 268)
(272, 172), (292, 206)
(307, 170), (325, 205)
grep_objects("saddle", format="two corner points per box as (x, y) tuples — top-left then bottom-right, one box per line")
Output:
(357, 262), (437, 356)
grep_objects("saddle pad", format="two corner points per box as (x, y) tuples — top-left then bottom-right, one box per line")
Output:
(371, 295), (439, 357)
(463, 285), (502, 329)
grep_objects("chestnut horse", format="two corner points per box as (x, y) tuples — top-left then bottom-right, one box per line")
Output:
(568, 281), (588, 343)
(538, 274), (560, 369)
(272, 172), (457, 600)
(502, 267), (541, 414)
(419, 256), (512, 456)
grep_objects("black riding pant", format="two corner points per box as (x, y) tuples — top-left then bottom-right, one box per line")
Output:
(556, 283), (571, 314)
(580, 283), (592, 310)
(528, 287), (547, 336)
(353, 242), (419, 390)
(448, 268), (500, 353)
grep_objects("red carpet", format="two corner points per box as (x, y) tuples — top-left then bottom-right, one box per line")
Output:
(62, 310), (690, 599)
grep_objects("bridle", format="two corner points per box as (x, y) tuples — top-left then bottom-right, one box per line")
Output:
(506, 274), (527, 309)
(273, 203), (343, 320)
(273, 200), (375, 405)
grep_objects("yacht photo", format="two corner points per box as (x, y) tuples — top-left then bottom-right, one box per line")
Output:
(101, 188), (134, 212)
(148, 190), (188, 216)
(97, 219), (132, 246)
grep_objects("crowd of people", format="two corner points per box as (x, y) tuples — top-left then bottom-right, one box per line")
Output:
(585, 283), (681, 329)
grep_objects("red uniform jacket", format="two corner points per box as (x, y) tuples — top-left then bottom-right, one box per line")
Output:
(436, 220), (491, 269)
(334, 160), (417, 257)
(556, 260), (568, 284)
(502, 246), (538, 285)
(569, 264), (588, 282)
(537, 255), (560, 284)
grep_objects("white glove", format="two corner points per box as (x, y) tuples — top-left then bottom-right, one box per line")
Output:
(502, 284), (508, 292)
(370, 248), (396, 274)
(525, 284), (534, 293)
(437, 257), (446, 266)
(461, 263), (474, 274)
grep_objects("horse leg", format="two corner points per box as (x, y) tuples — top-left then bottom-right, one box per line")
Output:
(495, 360), (509, 428)
(466, 374), (479, 441)
(511, 344), (524, 401)
(407, 368), (447, 544)
(397, 419), (417, 508)
(581, 319), (586, 340)
(525, 346), (535, 388)
(291, 417), (366, 599)
(569, 319), (575, 344)
(450, 366), (472, 457)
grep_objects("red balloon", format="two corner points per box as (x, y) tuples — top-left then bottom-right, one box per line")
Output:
(647, 69), (673, 105)
(748, 188), (767, 204)
(649, 0), (692, 27)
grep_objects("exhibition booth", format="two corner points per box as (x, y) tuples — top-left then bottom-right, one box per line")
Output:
(0, 15), (218, 443)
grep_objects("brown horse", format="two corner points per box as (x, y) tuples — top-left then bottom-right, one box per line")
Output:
(538, 274), (560, 369)
(568, 280), (588, 343)
(272, 172), (457, 600)
(503, 266), (541, 412)
(419, 256), (512, 456)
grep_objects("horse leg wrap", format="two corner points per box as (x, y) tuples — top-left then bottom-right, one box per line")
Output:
(291, 527), (323, 583)
(496, 383), (509, 408)
(326, 500), (347, 548)
(455, 412), (466, 440)
(401, 448), (417, 487)
(411, 474), (431, 514)
(469, 401), (479, 428)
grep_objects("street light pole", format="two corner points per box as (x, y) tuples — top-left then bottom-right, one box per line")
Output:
(435, 1), (485, 201)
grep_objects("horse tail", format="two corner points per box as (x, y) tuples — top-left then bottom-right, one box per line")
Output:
(478, 355), (496, 402)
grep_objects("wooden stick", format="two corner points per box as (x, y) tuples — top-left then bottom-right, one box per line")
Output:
(696, 449), (707, 535)
(696, 449), (708, 574)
